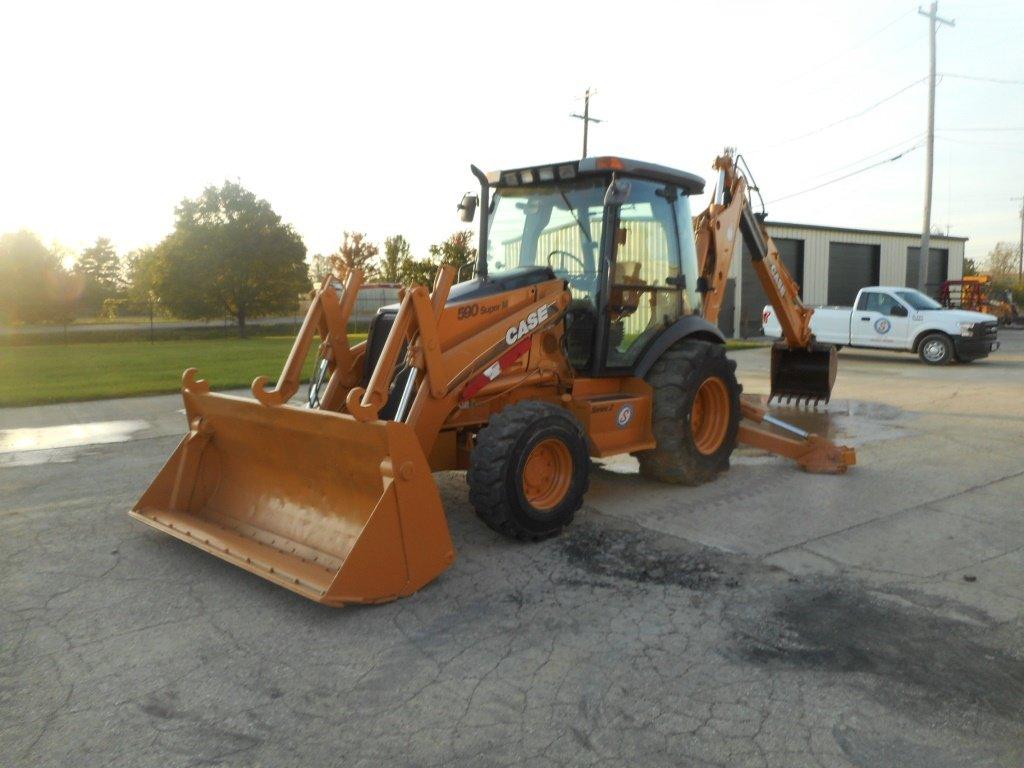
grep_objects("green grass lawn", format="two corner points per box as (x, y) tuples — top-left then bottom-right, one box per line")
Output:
(725, 339), (769, 351)
(0, 336), (365, 407)
(0, 334), (765, 408)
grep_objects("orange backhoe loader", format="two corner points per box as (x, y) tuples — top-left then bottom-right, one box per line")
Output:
(131, 153), (854, 606)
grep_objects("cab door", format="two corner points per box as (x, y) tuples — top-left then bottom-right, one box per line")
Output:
(600, 179), (685, 369)
(851, 290), (911, 347)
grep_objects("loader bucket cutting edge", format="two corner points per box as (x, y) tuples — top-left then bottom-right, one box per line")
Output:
(130, 389), (454, 606)
(769, 342), (837, 404)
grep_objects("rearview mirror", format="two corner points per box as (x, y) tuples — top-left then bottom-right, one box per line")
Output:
(458, 193), (478, 222)
(604, 175), (632, 206)
(890, 304), (908, 317)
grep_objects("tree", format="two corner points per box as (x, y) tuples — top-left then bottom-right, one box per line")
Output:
(398, 254), (440, 287)
(125, 247), (159, 303)
(76, 237), (123, 316)
(308, 253), (332, 284)
(331, 232), (378, 280)
(379, 235), (410, 283)
(0, 230), (78, 324)
(392, 231), (478, 287)
(154, 181), (310, 336)
(428, 230), (477, 277)
(962, 257), (979, 277)
(77, 237), (121, 290)
(983, 241), (1015, 278)
(986, 241), (1018, 277)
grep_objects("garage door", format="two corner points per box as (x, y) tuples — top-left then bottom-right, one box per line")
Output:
(905, 247), (948, 297)
(828, 242), (880, 306)
(739, 238), (804, 337)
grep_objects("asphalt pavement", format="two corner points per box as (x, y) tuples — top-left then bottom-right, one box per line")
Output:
(2, 331), (1022, 767)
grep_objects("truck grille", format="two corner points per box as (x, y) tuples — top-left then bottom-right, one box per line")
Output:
(978, 321), (998, 341)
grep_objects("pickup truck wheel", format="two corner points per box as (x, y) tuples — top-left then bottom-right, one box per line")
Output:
(637, 340), (741, 485)
(918, 333), (952, 365)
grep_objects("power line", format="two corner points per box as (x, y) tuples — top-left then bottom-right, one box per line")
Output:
(940, 73), (1024, 85)
(765, 77), (927, 148)
(936, 126), (1024, 131)
(936, 135), (1024, 155)
(775, 6), (917, 87)
(797, 29), (929, 102)
(767, 144), (923, 205)
(810, 133), (924, 179)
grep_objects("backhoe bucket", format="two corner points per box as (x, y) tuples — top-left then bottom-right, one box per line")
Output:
(769, 342), (837, 404)
(130, 381), (454, 606)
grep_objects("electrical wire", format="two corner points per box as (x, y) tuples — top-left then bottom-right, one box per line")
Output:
(936, 126), (1024, 132)
(764, 77), (928, 148)
(774, 6), (916, 88)
(936, 135), (1024, 156)
(808, 133), (924, 179)
(940, 73), (1024, 86)
(766, 144), (923, 205)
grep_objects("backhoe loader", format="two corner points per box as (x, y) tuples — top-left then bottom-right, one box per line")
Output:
(131, 152), (853, 606)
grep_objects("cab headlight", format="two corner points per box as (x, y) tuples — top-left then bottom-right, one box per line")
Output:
(958, 322), (975, 337)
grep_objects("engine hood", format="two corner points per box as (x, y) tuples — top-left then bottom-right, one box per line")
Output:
(921, 308), (993, 324)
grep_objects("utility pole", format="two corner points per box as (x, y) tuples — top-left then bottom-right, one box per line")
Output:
(917, 2), (955, 292)
(1013, 195), (1024, 281)
(570, 88), (603, 159)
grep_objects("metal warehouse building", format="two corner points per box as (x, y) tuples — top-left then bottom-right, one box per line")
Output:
(721, 222), (967, 338)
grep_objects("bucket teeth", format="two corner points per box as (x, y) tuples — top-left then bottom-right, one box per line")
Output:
(769, 341), (838, 407)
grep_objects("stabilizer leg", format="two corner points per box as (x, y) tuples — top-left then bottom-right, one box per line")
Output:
(738, 397), (856, 474)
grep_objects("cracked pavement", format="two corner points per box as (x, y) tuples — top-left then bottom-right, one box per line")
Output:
(2, 332), (1023, 767)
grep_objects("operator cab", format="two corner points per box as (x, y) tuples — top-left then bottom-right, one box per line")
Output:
(464, 156), (705, 375)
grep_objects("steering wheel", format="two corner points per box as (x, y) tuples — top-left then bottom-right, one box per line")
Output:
(547, 250), (587, 274)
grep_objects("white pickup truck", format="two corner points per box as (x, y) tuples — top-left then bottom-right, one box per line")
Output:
(763, 286), (1000, 365)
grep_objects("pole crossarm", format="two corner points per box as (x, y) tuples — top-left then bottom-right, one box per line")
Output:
(570, 88), (603, 159)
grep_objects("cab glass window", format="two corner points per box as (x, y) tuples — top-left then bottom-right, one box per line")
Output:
(864, 292), (901, 314)
(606, 179), (685, 367)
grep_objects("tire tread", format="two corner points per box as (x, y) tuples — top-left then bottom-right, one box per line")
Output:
(467, 401), (588, 541)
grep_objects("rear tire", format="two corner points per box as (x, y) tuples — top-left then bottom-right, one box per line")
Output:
(467, 401), (589, 541)
(637, 340), (741, 485)
(918, 333), (952, 365)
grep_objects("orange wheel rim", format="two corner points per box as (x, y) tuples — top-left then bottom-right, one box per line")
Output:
(691, 376), (730, 455)
(522, 438), (573, 510)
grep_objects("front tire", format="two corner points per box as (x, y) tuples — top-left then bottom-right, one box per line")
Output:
(637, 340), (741, 485)
(467, 401), (589, 541)
(918, 333), (953, 365)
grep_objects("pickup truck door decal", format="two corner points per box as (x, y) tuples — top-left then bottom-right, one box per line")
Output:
(851, 291), (911, 346)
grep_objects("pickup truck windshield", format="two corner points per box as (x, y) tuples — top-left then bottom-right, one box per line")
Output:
(894, 289), (942, 310)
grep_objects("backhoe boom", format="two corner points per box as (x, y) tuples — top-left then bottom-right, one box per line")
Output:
(695, 150), (836, 405)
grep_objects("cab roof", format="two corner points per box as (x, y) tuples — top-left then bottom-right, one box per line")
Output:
(486, 156), (705, 195)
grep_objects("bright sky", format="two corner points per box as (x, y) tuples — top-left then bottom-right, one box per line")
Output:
(2, 0), (1021, 265)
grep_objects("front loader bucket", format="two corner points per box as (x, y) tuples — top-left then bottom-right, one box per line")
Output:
(130, 382), (454, 606)
(769, 342), (837, 404)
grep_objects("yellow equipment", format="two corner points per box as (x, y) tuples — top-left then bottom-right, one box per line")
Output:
(132, 154), (854, 606)
(939, 275), (1020, 326)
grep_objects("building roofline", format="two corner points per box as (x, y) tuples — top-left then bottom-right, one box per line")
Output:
(765, 220), (968, 242)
